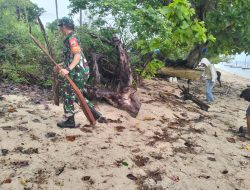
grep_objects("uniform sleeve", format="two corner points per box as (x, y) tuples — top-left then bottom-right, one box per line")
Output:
(69, 37), (81, 54)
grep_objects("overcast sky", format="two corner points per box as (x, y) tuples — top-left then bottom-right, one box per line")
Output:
(31, 0), (73, 24)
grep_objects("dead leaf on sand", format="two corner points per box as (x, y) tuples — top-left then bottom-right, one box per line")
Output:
(107, 118), (122, 124)
(115, 126), (125, 132)
(143, 116), (155, 121)
(12, 161), (29, 168)
(131, 148), (141, 153)
(80, 127), (92, 133)
(2, 178), (12, 184)
(198, 175), (210, 179)
(55, 165), (66, 176)
(132, 155), (149, 167)
(1, 149), (9, 156)
(66, 135), (81, 142)
(226, 137), (236, 143)
(207, 157), (216, 161)
(8, 106), (17, 113)
(127, 174), (138, 181)
(45, 132), (56, 138)
(1, 126), (16, 131)
(18, 126), (29, 131)
(81, 176), (94, 184)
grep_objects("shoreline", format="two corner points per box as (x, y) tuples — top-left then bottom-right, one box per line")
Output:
(216, 64), (250, 80)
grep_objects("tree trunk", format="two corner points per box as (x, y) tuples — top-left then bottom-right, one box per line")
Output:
(86, 34), (141, 117)
(158, 67), (203, 81)
(87, 87), (141, 118)
(90, 52), (101, 86)
(112, 37), (133, 91)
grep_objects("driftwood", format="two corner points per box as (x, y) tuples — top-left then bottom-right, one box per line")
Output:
(178, 85), (209, 111)
(87, 86), (141, 118)
(37, 16), (60, 106)
(87, 34), (141, 117)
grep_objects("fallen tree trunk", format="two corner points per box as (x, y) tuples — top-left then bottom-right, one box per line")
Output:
(86, 34), (141, 117)
(87, 86), (141, 118)
(178, 85), (209, 111)
(158, 67), (203, 81)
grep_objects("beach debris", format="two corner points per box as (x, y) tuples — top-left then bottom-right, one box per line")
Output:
(32, 169), (47, 185)
(132, 155), (149, 167)
(198, 175), (210, 179)
(66, 136), (76, 142)
(246, 145), (250, 151)
(115, 126), (125, 132)
(81, 176), (94, 184)
(13, 146), (38, 154)
(30, 134), (39, 140)
(0, 95), (5, 101)
(122, 161), (129, 167)
(178, 85), (210, 111)
(82, 176), (91, 181)
(131, 148), (141, 153)
(55, 180), (64, 186)
(115, 159), (128, 167)
(127, 174), (137, 181)
(8, 106), (17, 113)
(149, 152), (163, 160)
(44, 104), (50, 110)
(222, 169), (228, 174)
(168, 175), (179, 182)
(20, 179), (28, 186)
(1, 126), (16, 131)
(45, 132), (56, 138)
(32, 118), (40, 123)
(143, 116), (155, 121)
(12, 161), (29, 168)
(226, 137), (236, 143)
(214, 132), (218, 137)
(107, 118), (122, 123)
(66, 135), (81, 142)
(207, 157), (216, 161)
(55, 164), (66, 176)
(26, 110), (36, 114)
(1, 149), (9, 156)
(147, 170), (163, 182)
(17, 126), (29, 131)
(22, 148), (38, 154)
(1, 178), (12, 184)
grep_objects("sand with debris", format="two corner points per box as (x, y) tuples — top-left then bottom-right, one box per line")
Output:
(0, 70), (250, 190)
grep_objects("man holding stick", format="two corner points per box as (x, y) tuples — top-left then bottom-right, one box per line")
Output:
(55, 17), (106, 128)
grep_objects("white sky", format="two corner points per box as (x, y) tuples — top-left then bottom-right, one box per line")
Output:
(31, 0), (81, 24)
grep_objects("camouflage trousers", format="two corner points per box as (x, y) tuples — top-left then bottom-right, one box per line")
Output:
(61, 65), (94, 116)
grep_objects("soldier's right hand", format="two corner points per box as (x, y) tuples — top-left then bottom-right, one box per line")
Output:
(53, 65), (62, 74)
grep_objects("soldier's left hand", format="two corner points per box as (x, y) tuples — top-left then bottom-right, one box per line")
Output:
(60, 69), (69, 76)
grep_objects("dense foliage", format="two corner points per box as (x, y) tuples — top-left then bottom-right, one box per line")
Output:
(69, 0), (250, 68)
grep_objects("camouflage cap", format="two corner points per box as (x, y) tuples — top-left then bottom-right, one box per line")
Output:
(58, 17), (74, 29)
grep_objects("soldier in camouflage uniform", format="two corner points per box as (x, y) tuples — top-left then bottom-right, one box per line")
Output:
(56, 17), (106, 128)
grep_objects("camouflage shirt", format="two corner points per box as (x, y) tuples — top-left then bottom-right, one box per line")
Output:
(63, 32), (89, 77)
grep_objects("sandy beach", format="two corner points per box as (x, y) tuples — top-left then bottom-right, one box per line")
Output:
(0, 70), (250, 190)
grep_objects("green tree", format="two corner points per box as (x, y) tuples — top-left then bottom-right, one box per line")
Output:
(69, 0), (250, 70)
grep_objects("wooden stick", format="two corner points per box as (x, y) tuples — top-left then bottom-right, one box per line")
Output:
(29, 34), (96, 125)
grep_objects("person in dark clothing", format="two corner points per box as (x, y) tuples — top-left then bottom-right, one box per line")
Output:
(239, 88), (250, 139)
(216, 71), (222, 87)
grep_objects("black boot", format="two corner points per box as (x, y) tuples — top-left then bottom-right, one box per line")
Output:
(57, 115), (75, 128)
(90, 107), (107, 123)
